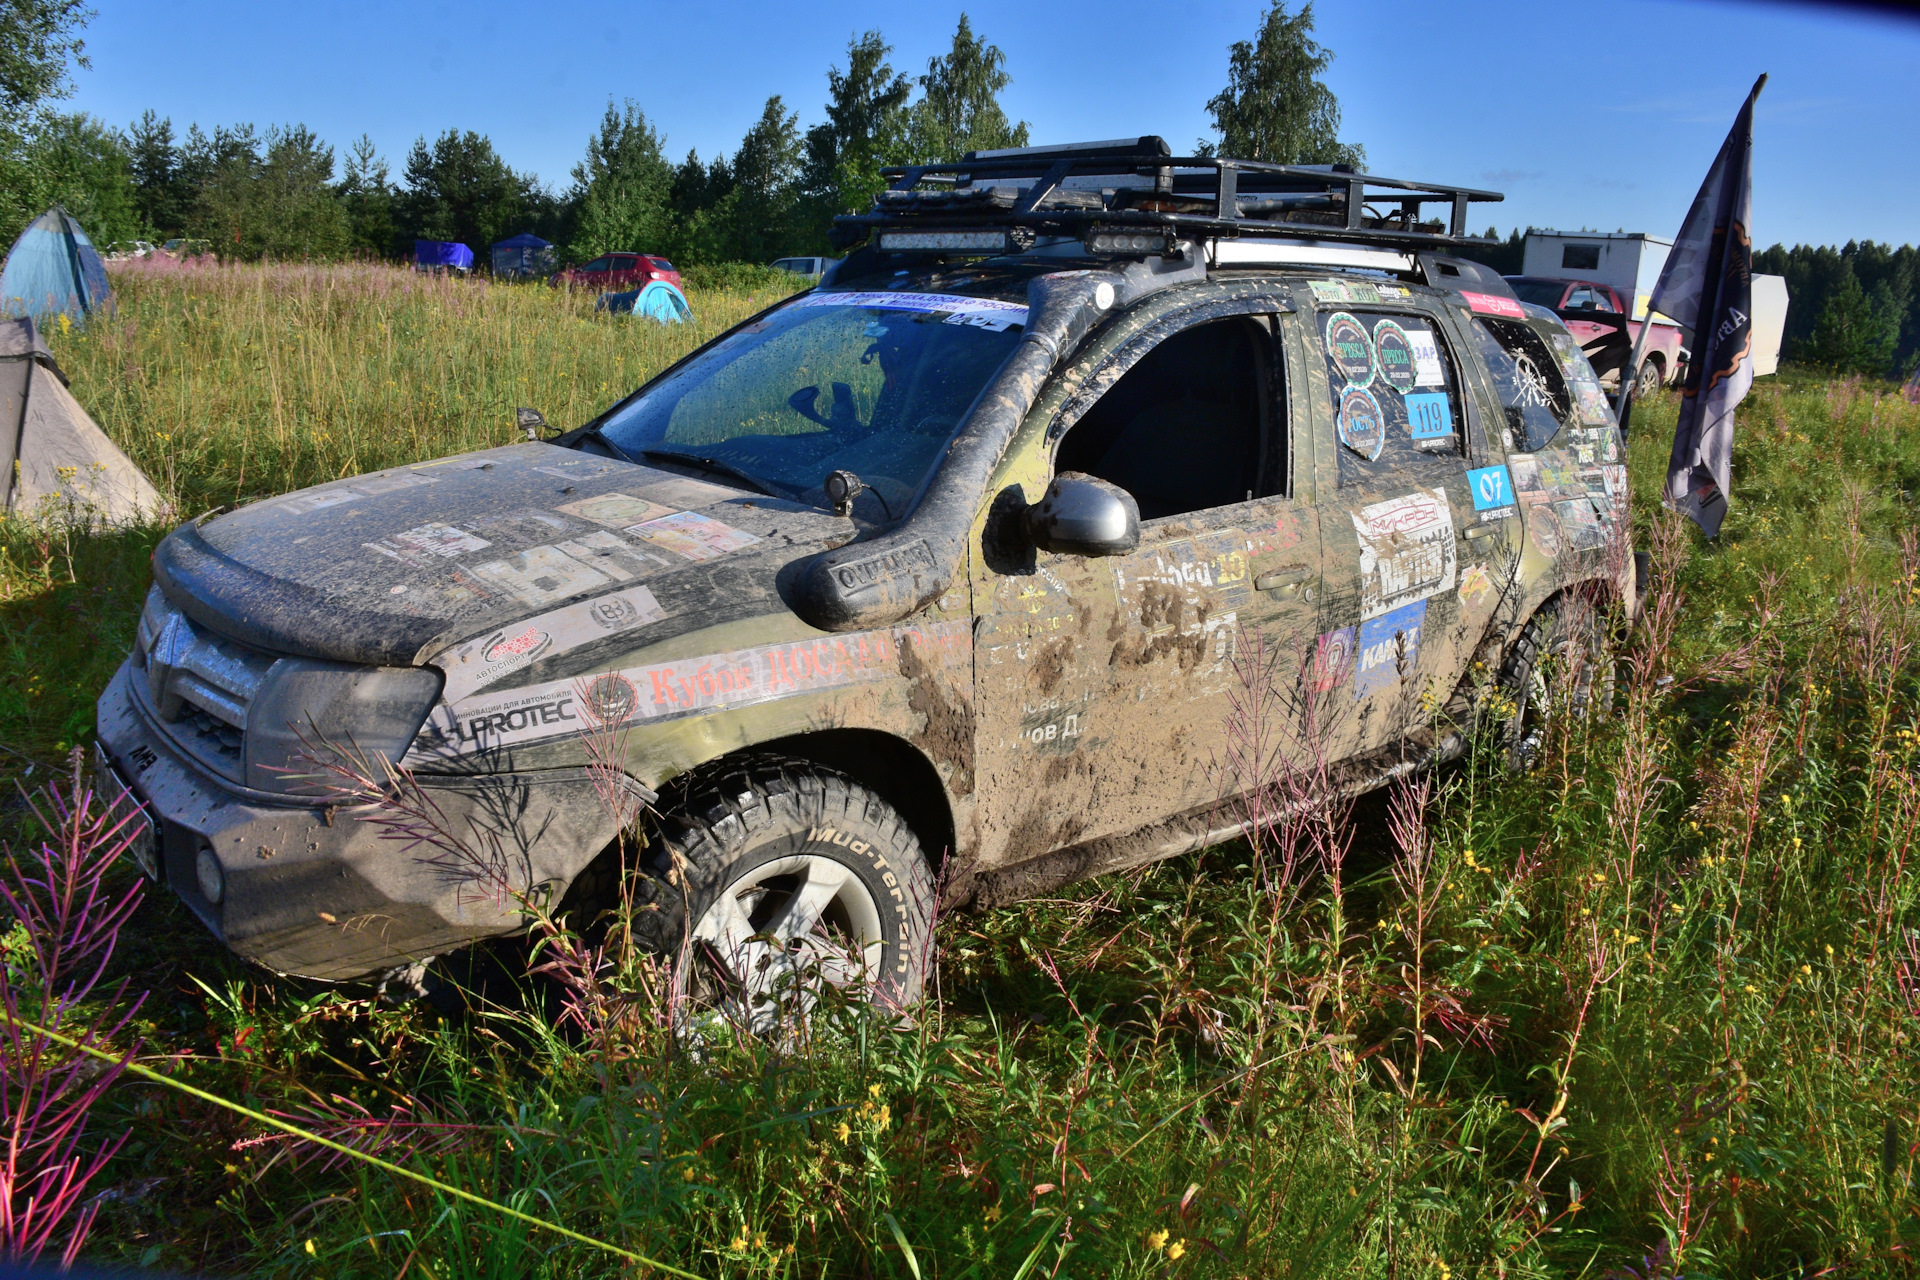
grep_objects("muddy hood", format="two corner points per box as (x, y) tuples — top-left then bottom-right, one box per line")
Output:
(152, 443), (855, 668)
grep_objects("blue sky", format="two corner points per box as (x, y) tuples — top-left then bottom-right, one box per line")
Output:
(68, 0), (1920, 249)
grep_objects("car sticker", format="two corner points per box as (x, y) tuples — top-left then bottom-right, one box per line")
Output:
(1354, 600), (1426, 699)
(1324, 312), (1376, 387)
(1372, 319), (1418, 392)
(788, 291), (1029, 328)
(1308, 627), (1356, 693)
(1554, 498), (1609, 552)
(1457, 563), (1494, 608)
(1352, 489), (1457, 621)
(411, 618), (973, 759)
(626, 511), (761, 561)
(438, 584), (668, 700)
(1461, 290), (1527, 319)
(1406, 328), (1446, 387)
(555, 492), (676, 527)
(1466, 465), (1516, 517)
(1527, 502), (1564, 557)
(1308, 279), (1411, 304)
(1405, 391), (1453, 440)
(1337, 386), (1386, 460)
(468, 544), (612, 607)
(554, 529), (671, 579)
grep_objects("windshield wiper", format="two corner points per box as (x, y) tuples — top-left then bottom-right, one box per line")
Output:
(638, 449), (785, 499)
(575, 424), (636, 464)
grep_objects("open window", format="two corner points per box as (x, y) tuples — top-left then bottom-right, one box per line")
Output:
(1053, 316), (1278, 521)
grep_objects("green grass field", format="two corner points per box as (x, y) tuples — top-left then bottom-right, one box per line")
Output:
(6, 261), (1918, 1277)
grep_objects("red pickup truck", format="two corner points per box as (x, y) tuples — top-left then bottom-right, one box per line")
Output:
(1505, 276), (1686, 397)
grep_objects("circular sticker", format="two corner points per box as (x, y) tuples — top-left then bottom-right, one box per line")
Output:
(1372, 319), (1418, 393)
(582, 673), (639, 725)
(1526, 502), (1563, 558)
(1325, 312), (1376, 387)
(1337, 386), (1386, 461)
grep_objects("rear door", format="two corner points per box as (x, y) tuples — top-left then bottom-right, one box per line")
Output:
(1298, 280), (1520, 761)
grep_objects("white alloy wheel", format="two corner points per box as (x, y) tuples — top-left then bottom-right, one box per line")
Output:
(690, 852), (887, 1034)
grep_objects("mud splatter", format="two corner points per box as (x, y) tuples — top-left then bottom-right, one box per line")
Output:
(898, 633), (976, 796)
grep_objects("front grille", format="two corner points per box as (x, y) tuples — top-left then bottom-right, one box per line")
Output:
(134, 588), (280, 783)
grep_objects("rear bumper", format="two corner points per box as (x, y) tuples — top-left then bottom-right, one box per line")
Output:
(95, 660), (624, 982)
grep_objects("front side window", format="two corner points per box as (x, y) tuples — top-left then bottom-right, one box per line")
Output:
(1054, 316), (1276, 520)
(1469, 317), (1573, 451)
(597, 291), (1028, 517)
(1319, 308), (1465, 486)
(1507, 279), (1566, 308)
(582, 257), (612, 273)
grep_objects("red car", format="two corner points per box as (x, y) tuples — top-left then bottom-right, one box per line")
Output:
(549, 253), (682, 290)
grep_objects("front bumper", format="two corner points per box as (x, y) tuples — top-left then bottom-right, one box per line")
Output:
(96, 659), (625, 982)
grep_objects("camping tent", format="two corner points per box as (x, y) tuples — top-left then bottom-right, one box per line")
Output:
(413, 240), (474, 272)
(490, 233), (554, 279)
(0, 318), (162, 526)
(0, 207), (112, 324)
(597, 281), (691, 323)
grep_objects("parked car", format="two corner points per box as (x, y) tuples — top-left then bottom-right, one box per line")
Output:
(161, 238), (211, 259)
(770, 256), (838, 278)
(1504, 276), (1685, 398)
(96, 139), (1633, 1029)
(103, 240), (156, 261)
(550, 253), (681, 290)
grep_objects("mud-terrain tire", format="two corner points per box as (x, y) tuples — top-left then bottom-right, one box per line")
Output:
(1496, 598), (1615, 769)
(1634, 357), (1663, 400)
(636, 756), (935, 1033)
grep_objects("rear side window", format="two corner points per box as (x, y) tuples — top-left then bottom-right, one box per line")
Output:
(1469, 318), (1572, 451)
(1318, 308), (1465, 486)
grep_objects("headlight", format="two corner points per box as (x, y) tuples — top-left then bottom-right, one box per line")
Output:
(244, 660), (443, 795)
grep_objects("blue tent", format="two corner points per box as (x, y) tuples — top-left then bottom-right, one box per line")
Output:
(597, 281), (691, 323)
(0, 207), (111, 324)
(490, 232), (554, 279)
(414, 240), (474, 271)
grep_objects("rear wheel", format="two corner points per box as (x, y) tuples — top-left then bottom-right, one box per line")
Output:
(636, 756), (935, 1036)
(1496, 598), (1615, 769)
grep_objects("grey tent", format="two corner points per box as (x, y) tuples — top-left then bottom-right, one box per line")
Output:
(0, 318), (162, 525)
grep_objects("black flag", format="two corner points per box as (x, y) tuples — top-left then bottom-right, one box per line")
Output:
(1647, 74), (1765, 537)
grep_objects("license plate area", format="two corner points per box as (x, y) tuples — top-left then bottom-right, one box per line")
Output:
(92, 743), (159, 881)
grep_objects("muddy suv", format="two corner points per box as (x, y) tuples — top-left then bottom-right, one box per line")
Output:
(96, 139), (1634, 1015)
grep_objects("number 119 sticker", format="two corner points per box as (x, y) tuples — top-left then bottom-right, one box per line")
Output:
(1467, 464), (1516, 519)
(1405, 391), (1452, 440)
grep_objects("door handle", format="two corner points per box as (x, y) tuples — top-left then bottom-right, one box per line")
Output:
(1463, 525), (1499, 542)
(1255, 567), (1314, 600)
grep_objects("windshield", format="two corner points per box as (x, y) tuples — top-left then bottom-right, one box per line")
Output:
(595, 290), (1028, 517)
(1507, 280), (1567, 308)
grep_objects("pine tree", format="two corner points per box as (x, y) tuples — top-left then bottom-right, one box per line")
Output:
(725, 96), (802, 262)
(1205, 1), (1363, 168)
(402, 129), (535, 257)
(338, 135), (395, 258)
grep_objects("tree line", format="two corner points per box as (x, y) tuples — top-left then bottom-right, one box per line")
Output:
(2, 5), (1364, 273)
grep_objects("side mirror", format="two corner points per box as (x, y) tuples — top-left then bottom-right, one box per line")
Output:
(1025, 473), (1140, 558)
(516, 406), (548, 440)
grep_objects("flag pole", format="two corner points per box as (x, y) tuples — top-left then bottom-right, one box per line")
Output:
(1614, 307), (1657, 439)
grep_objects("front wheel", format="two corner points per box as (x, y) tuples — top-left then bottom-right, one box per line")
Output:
(1496, 598), (1615, 769)
(1633, 358), (1663, 400)
(639, 757), (935, 1036)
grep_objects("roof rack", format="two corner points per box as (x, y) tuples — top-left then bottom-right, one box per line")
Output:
(829, 135), (1503, 256)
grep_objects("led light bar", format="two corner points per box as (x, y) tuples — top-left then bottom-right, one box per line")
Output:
(876, 229), (1011, 254)
(1084, 228), (1174, 257)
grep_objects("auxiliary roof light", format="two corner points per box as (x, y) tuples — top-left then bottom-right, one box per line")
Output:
(1084, 228), (1174, 258)
(876, 230), (1011, 254)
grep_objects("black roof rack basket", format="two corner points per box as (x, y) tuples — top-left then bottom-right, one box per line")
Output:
(831, 135), (1503, 254)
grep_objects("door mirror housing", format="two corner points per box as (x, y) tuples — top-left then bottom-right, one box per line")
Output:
(1025, 473), (1140, 557)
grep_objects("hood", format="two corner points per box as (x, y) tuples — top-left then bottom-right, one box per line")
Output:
(152, 443), (855, 668)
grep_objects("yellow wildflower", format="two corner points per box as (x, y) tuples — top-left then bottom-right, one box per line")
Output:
(869, 1082), (884, 1098)
(304, 1240), (316, 1256)
(1147, 1229), (1169, 1252)
(833, 1121), (851, 1142)
(983, 1204), (1002, 1224)
(1168, 1240), (1187, 1260)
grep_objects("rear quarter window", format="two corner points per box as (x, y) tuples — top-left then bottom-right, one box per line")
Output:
(1318, 307), (1467, 486)
(1468, 317), (1573, 452)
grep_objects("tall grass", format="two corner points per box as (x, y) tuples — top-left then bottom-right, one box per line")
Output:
(2, 263), (1916, 1275)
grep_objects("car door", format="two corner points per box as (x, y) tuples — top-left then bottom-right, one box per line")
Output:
(969, 301), (1322, 870)
(1299, 282), (1521, 763)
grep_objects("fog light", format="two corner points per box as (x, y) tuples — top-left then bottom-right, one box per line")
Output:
(195, 845), (225, 905)
(1085, 229), (1172, 256)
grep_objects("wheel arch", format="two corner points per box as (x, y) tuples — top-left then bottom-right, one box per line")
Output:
(750, 728), (956, 872)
